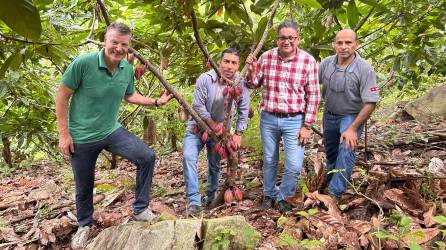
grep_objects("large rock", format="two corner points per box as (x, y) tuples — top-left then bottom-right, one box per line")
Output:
(87, 220), (198, 250)
(202, 216), (261, 250)
(87, 216), (261, 250)
(404, 85), (446, 123)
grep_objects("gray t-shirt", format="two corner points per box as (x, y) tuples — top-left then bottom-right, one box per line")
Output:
(319, 53), (379, 115)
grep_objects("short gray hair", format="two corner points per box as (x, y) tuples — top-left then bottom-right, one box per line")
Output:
(106, 22), (132, 36)
(277, 20), (300, 34)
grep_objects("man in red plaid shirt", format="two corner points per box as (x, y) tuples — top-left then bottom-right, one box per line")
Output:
(246, 20), (320, 213)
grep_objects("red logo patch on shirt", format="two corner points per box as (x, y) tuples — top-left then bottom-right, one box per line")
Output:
(370, 86), (377, 92)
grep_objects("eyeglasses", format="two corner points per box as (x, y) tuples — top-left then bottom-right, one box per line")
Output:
(277, 36), (298, 43)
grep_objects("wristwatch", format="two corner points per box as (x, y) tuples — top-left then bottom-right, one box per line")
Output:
(235, 130), (244, 136)
(303, 123), (312, 129)
(154, 99), (159, 107)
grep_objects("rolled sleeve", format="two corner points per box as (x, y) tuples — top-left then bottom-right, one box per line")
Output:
(192, 76), (212, 121)
(235, 81), (250, 132)
(304, 60), (320, 125)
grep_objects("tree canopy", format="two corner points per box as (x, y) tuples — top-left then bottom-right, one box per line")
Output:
(0, 0), (445, 164)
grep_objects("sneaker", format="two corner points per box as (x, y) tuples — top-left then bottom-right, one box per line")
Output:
(71, 226), (91, 249)
(277, 200), (292, 213)
(329, 193), (341, 205)
(203, 196), (213, 207)
(187, 204), (202, 217)
(134, 208), (158, 222)
(260, 196), (275, 209)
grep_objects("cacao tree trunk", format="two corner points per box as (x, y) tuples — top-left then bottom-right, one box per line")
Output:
(143, 115), (157, 146)
(2, 136), (12, 167)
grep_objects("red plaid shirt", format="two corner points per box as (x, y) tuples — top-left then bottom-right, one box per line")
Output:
(247, 48), (320, 125)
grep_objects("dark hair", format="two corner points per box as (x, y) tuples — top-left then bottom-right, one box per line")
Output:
(106, 22), (132, 36)
(220, 48), (240, 59)
(277, 20), (300, 34)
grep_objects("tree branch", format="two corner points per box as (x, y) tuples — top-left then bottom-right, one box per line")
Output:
(190, 9), (222, 80)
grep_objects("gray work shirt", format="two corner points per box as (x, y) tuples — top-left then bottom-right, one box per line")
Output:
(319, 53), (379, 115)
(188, 70), (250, 133)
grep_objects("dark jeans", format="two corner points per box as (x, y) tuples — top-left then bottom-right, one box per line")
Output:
(70, 127), (156, 226)
(323, 112), (363, 197)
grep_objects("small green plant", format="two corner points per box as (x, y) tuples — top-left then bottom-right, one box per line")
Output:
(152, 183), (167, 197)
(277, 233), (298, 247)
(242, 227), (257, 249)
(373, 210), (424, 249)
(211, 228), (238, 250)
(296, 208), (318, 218)
(300, 239), (324, 249)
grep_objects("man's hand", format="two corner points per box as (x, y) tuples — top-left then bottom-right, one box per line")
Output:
(245, 54), (257, 81)
(158, 90), (174, 105)
(298, 127), (311, 145)
(59, 133), (74, 156)
(231, 134), (242, 150)
(340, 127), (357, 150)
(206, 119), (224, 136)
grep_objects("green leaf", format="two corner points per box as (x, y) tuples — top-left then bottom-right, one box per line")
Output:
(250, 0), (274, 15)
(347, 0), (360, 29)
(409, 239), (422, 250)
(433, 215), (446, 225)
(254, 16), (268, 44)
(298, 0), (322, 9)
(358, 0), (387, 10)
(0, 0), (42, 40)
(373, 230), (399, 241)
(0, 52), (22, 79)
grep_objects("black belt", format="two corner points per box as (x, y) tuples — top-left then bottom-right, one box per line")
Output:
(267, 111), (303, 118)
(326, 110), (341, 116)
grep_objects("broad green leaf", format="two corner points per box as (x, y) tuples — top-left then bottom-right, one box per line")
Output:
(433, 215), (446, 225)
(347, 1), (360, 29)
(0, 53), (21, 79)
(373, 230), (399, 241)
(358, 0), (387, 10)
(254, 16), (268, 44)
(299, 0), (322, 9)
(0, 0), (42, 40)
(250, 0), (274, 15)
(408, 239), (422, 250)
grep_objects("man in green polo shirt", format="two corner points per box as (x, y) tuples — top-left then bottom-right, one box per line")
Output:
(55, 22), (173, 249)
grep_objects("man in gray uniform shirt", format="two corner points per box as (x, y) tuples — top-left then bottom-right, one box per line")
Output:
(319, 29), (379, 203)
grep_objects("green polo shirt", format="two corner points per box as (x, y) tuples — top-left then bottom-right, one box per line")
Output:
(61, 49), (135, 144)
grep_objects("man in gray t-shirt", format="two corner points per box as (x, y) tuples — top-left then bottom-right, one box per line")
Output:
(319, 29), (379, 203)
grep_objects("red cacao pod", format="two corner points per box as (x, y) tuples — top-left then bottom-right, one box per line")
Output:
(201, 131), (208, 143)
(224, 189), (233, 203)
(234, 187), (243, 201)
(127, 54), (135, 64)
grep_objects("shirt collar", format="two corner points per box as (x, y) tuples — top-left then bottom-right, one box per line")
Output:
(207, 70), (240, 83)
(275, 48), (300, 62)
(98, 48), (125, 70)
(332, 51), (361, 70)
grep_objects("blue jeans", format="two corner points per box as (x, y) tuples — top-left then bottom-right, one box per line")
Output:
(323, 112), (364, 197)
(260, 111), (305, 202)
(182, 129), (221, 206)
(70, 127), (156, 226)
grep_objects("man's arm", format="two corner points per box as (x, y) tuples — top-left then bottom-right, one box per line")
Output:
(245, 54), (264, 89)
(340, 103), (376, 150)
(55, 85), (75, 156)
(124, 91), (173, 106)
(299, 60), (320, 144)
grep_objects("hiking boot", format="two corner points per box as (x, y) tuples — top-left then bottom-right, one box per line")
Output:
(260, 196), (275, 209)
(277, 200), (292, 213)
(71, 226), (91, 250)
(187, 204), (203, 217)
(134, 208), (158, 222)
